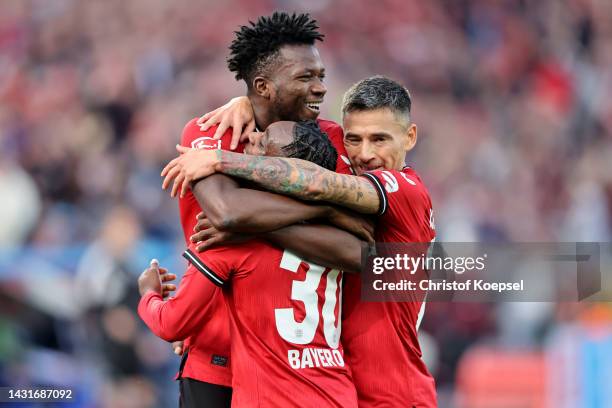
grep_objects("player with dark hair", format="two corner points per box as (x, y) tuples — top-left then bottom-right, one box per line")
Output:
(162, 75), (438, 407)
(277, 120), (338, 170)
(227, 13), (324, 84)
(198, 11), (346, 154)
(139, 120), (364, 407)
(138, 11), (363, 407)
(140, 10), (398, 407)
(139, 13), (370, 399)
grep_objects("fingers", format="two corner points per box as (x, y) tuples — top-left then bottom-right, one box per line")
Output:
(144, 262), (164, 276)
(161, 157), (181, 178)
(196, 236), (221, 251)
(190, 225), (215, 243)
(193, 217), (212, 233)
(230, 117), (242, 151)
(161, 273), (176, 283)
(212, 118), (230, 141)
(199, 108), (224, 132)
(193, 212), (206, 232)
(162, 166), (181, 191)
(161, 147), (191, 188)
(176, 144), (191, 154)
(190, 231), (205, 243)
(239, 121), (256, 146)
(161, 162), (182, 189)
(197, 110), (215, 127)
(352, 226), (374, 244)
(198, 106), (225, 130)
(366, 232), (375, 244)
(162, 284), (177, 293)
(172, 341), (184, 356)
(364, 226), (375, 243)
(200, 115), (219, 132)
(180, 175), (191, 198)
(162, 169), (181, 192)
(170, 172), (186, 198)
(162, 285), (177, 299)
(192, 226), (223, 250)
(365, 222), (375, 238)
(361, 227), (374, 243)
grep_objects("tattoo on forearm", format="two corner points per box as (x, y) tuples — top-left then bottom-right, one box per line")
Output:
(218, 151), (379, 213)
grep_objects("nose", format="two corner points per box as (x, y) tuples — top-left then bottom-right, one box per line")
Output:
(311, 78), (327, 98)
(356, 141), (376, 164)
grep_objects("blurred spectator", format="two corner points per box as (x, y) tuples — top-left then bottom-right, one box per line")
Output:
(1, 1), (611, 406)
(0, 160), (41, 247)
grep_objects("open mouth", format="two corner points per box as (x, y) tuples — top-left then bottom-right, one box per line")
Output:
(305, 101), (322, 113)
(359, 165), (383, 173)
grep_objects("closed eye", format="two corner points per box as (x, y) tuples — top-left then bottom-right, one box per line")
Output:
(344, 136), (361, 144)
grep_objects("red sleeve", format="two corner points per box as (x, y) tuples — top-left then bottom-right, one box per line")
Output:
(318, 119), (353, 175)
(137, 265), (219, 342)
(182, 243), (253, 287)
(178, 119), (246, 244)
(362, 169), (434, 231)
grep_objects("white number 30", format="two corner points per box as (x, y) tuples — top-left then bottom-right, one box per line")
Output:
(274, 250), (342, 349)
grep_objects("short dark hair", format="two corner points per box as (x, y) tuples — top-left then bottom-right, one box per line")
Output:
(227, 12), (324, 87)
(282, 120), (337, 171)
(342, 75), (412, 122)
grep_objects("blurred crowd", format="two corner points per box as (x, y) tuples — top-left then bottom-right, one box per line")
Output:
(1, 0), (611, 407)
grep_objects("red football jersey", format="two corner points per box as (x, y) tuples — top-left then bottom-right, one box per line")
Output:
(141, 118), (246, 386)
(143, 117), (350, 386)
(179, 118), (246, 243)
(179, 117), (350, 242)
(138, 265), (232, 385)
(183, 241), (358, 408)
(342, 167), (437, 407)
(317, 119), (353, 175)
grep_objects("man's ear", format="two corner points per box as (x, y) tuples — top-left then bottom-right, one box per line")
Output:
(404, 123), (417, 152)
(253, 76), (273, 99)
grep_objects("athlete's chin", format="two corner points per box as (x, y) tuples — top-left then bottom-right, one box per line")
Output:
(301, 107), (320, 120)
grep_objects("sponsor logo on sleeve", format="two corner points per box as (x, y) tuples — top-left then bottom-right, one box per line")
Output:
(400, 172), (417, 186)
(381, 171), (399, 193)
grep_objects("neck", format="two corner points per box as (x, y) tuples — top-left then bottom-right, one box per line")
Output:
(249, 95), (278, 130)
(398, 157), (408, 170)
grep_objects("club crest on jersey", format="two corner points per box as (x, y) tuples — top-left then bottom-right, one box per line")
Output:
(191, 137), (221, 150)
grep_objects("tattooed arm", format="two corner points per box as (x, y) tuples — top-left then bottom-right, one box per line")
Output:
(162, 146), (382, 215)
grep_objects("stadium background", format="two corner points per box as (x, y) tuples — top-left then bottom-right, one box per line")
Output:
(1, 0), (611, 407)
